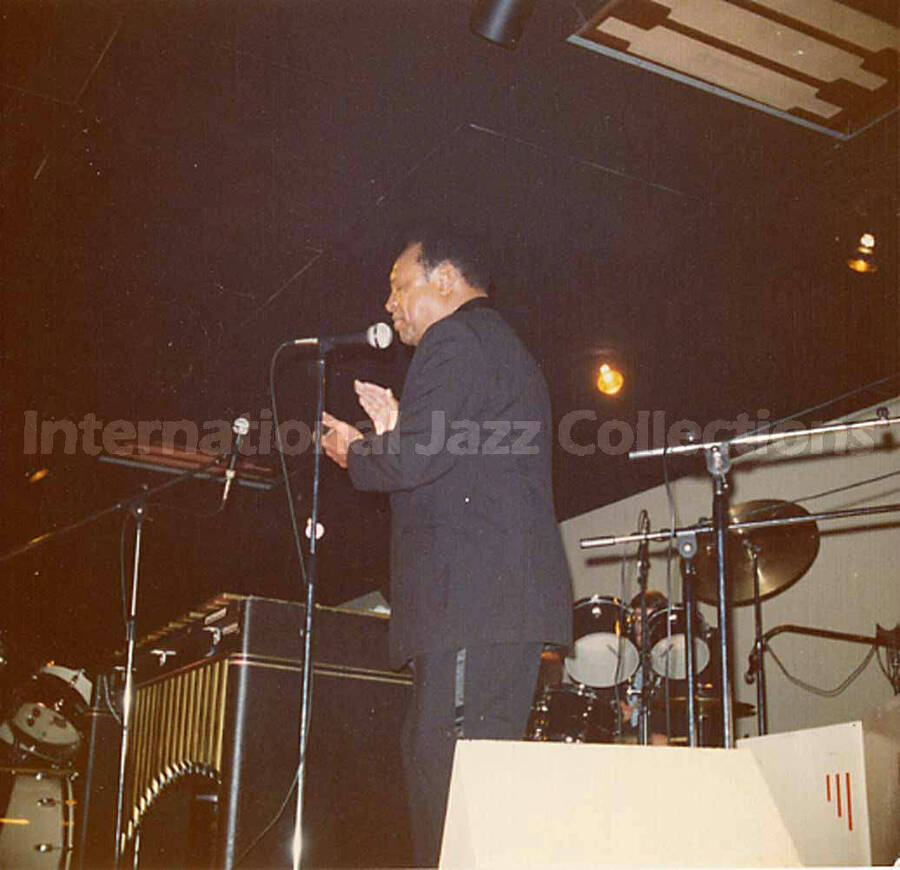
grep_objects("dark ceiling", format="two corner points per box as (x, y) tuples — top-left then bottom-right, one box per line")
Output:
(1, 0), (897, 665)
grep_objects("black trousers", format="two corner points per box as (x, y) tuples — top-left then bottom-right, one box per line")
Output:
(401, 642), (543, 867)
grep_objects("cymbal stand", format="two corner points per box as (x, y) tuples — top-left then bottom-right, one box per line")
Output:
(745, 542), (768, 735)
(679, 535), (699, 748)
(636, 511), (652, 745)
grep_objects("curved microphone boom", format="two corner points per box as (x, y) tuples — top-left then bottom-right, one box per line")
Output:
(291, 322), (393, 352)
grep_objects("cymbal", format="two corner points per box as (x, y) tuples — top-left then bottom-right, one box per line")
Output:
(649, 695), (756, 719)
(687, 499), (819, 605)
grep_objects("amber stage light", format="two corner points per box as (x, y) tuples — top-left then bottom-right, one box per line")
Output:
(847, 232), (877, 274)
(596, 362), (624, 396)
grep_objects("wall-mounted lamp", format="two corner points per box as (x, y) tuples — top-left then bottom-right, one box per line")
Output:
(846, 231), (878, 274)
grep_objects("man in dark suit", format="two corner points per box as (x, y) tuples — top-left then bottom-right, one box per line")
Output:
(322, 228), (572, 866)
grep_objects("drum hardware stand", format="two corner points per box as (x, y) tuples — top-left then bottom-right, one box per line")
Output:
(678, 533), (700, 748)
(76, 674), (121, 870)
(876, 625), (900, 694)
(744, 541), (768, 735)
(635, 511), (652, 745)
(582, 409), (900, 750)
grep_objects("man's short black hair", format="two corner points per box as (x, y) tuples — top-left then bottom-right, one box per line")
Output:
(403, 224), (493, 293)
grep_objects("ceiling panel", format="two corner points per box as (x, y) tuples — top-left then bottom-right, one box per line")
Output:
(572, 0), (898, 138)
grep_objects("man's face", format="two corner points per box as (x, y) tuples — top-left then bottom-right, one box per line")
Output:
(384, 243), (447, 346)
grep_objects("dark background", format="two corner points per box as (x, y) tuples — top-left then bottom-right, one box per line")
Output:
(1, 0), (897, 668)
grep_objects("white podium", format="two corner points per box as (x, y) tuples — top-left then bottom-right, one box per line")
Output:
(739, 696), (900, 866)
(439, 740), (801, 867)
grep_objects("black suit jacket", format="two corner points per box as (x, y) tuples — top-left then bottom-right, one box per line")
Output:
(348, 299), (572, 668)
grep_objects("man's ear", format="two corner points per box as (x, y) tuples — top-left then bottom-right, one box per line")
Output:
(434, 261), (460, 297)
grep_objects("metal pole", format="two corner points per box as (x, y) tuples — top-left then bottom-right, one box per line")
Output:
(291, 355), (326, 870)
(638, 591), (650, 746)
(682, 560), (698, 748)
(761, 623), (893, 648)
(627, 412), (899, 460)
(708, 446), (735, 748)
(636, 513), (651, 746)
(114, 501), (144, 866)
(749, 547), (768, 736)
(580, 501), (900, 551)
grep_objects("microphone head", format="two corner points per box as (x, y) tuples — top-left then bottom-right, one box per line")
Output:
(233, 417), (250, 436)
(366, 322), (394, 350)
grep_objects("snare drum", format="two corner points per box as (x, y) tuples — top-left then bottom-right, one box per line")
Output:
(0, 768), (74, 868)
(527, 683), (615, 743)
(646, 606), (710, 680)
(565, 596), (638, 688)
(3, 665), (92, 765)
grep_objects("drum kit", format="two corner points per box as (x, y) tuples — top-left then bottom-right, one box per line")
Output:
(529, 498), (821, 747)
(0, 652), (94, 868)
(528, 596), (727, 745)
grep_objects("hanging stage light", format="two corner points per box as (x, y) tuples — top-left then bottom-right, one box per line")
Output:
(470, 0), (536, 49)
(596, 362), (625, 396)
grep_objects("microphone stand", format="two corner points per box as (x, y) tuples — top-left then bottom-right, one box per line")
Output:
(108, 458), (236, 865)
(0, 447), (235, 865)
(291, 352), (326, 870)
(115, 495), (144, 864)
(747, 623), (900, 695)
(706, 444), (735, 747)
(277, 328), (393, 868)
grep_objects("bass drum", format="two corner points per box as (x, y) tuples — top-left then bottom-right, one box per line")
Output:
(565, 596), (638, 688)
(0, 768), (74, 868)
(527, 683), (617, 744)
(2, 665), (92, 765)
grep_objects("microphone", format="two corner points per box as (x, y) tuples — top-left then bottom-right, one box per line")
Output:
(221, 416), (250, 505)
(292, 322), (393, 352)
(637, 510), (651, 567)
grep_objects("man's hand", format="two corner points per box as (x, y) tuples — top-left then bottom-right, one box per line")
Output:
(321, 412), (363, 469)
(354, 379), (399, 435)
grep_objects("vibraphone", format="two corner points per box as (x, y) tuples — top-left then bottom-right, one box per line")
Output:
(116, 593), (411, 868)
(123, 594), (305, 867)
